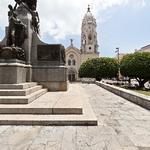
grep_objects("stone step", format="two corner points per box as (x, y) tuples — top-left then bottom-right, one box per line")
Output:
(0, 101), (98, 126)
(0, 85), (43, 96)
(0, 89), (47, 104)
(0, 107), (82, 115)
(0, 82), (38, 89)
(0, 91), (83, 114)
(0, 84), (98, 126)
(0, 115), (97, 126)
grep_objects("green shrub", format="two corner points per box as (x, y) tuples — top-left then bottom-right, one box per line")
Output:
(79, 57), (118, 81)
(120, 52), (150, 88)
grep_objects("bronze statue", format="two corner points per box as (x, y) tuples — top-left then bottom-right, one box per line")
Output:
(15, 0), (37, 11)
(0, 3), (26, 61)
(27, 0), (40, 34)
(14, 0), (32, 13)
(13, 0), (40, 34)
(7, 8), (27, 47)
(32, 10), (40, 34)
(8, 5), (14, 20)
(27, 0), (37, 11)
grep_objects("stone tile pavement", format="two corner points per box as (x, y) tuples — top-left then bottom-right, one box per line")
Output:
(0, 83), (150, 150)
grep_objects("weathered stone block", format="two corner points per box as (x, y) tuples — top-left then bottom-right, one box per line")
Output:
(32, 66), (68, 91)
(0, 61), (27, 84)
(39, 81), (68, 91)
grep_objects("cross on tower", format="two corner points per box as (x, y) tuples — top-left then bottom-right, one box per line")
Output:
(70, 39), (73, 46)
(87, 5), (90, 12)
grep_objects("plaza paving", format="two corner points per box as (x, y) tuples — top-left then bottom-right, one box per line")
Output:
(0, 83), (150, 150)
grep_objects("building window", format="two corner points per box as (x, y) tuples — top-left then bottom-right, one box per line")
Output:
(68, 59), (71, 66)
(72, 59), (76, 66)
(69, 54), (74, 59)
(88, 34), (92, 40)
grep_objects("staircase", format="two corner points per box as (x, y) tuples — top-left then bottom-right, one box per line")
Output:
(0, 83), (98, 126)
(0, 82), (47, 104)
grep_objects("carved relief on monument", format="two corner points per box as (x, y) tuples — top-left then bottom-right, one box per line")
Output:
(37, 45), (66, 64)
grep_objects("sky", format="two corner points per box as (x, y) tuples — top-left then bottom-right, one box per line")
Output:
(0, 0), (150, 57)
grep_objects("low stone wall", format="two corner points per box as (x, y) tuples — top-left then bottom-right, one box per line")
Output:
(95, 81), (150, 110)
(80, 78), (96, 84)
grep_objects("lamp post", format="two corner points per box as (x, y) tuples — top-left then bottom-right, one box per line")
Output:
(116, 47), (120, 64)
(115, 47), (120, 82)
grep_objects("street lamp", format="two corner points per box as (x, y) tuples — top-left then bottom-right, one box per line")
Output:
(115, 47), (120, 82)
(115, 47), (120, 64)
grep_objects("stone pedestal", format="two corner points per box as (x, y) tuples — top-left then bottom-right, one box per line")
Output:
(0, 60), (27, 84)
(33, 66), (68, 91)
(31, 43), (68, 91)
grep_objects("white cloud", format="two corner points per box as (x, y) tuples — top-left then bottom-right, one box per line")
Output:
(132, 0), (146, 9)
(38, 0), (129, 40)
(0, 0), (147, 41)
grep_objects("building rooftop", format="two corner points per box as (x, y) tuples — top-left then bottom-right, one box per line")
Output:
(141, 44), (150, 50)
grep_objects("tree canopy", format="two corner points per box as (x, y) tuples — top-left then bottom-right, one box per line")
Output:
(120, 52), (150, 88)
(79, 57), (118, 81)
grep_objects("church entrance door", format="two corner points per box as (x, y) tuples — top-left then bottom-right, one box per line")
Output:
(68, 69), (76, 82)
(68, 73), (76, 82)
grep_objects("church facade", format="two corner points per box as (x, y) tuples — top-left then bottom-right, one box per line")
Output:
(65, 6), (99, 81)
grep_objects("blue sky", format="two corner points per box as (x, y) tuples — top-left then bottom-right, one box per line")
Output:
(0, 0), (150, 57)
(100, 0), (150, 56)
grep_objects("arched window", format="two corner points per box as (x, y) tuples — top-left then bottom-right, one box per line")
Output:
(68, 59), (71, 66)
(72, 59), (76, 66)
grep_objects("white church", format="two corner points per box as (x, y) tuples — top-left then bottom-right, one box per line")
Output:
(65, 6), (99, 81)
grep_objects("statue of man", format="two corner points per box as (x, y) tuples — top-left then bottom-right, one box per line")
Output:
(7, 7), (27, 47)
(7, 6), (17, 46)
(8, 5), (14, 19)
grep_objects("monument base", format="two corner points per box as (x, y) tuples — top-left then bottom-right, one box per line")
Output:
(0, 60), (27, 84)
(38, 81), (68, 91)
(32, 66), (68, 91)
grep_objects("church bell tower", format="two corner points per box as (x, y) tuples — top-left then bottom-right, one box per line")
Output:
(81, 5), (98, 54)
